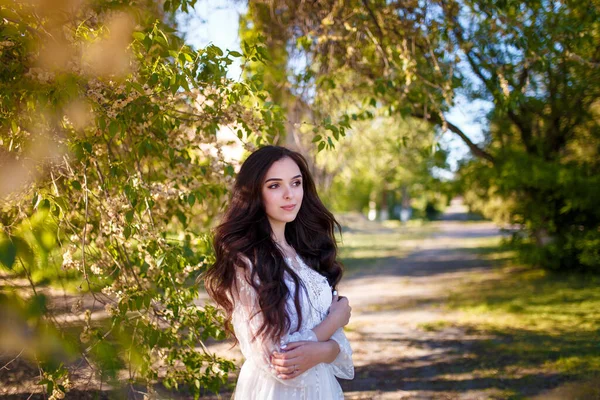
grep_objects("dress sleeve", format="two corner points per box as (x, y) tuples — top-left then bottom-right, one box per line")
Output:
(232, 256), (318, 387)
(328, 327), (355, 379)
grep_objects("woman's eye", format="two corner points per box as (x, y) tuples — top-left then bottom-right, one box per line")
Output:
(267, 181), (300, 189)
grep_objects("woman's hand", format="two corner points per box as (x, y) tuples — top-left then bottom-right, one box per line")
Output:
(309, 292), (352, 342)
(270, 340), (340, 380)
(328, 293), (351, 329)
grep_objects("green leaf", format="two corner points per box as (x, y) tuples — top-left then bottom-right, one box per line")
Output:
(228, 50), (242, 57)
(38, 230), (57, 252)
(318, 141), (326, 152)
(311, 135), (322, 143)
(154, 35), (168, 47)
(14, 236), (34, 266)
(176, 210), (187, 227)
(135, 296), (143, 310)
(26, 293), (47, 317)
(108, 121), (119, 137)
(132, 32), (145, 41)
(125, 209), (134, 223)
(0, 237), (16, 270)
(326, 124), (339, 140)
(187, 194), (196, 206)
(130, 81), (144, 94)
(207, 44), (224, 57)
(148, 330), (160, 347)
(224, 165), (235, 177)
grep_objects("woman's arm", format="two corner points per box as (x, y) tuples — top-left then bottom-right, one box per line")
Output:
(272, 330), (354, 380)
(311, 294), (352, 342)
(270, 339), (340, 379)
(328, 328), (354, 379)
(272, 295), (354, 380)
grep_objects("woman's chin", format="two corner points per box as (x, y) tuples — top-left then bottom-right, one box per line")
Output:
(279, 214), (298, 223)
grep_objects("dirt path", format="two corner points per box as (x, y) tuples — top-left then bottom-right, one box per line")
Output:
(337, 201), (509, 400)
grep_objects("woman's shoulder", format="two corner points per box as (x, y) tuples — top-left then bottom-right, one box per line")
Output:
(236, 252), (253, 269)
(233, 252), (257, 284)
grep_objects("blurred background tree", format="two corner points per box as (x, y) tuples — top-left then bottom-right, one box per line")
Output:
(315, 116), (450, 221)
(241, 0), (600, 272)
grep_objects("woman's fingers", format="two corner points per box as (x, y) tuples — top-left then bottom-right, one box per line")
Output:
(272, 364), (297, 374)
(271, 356), (304, 379)
(270, 354), (300, 367)
(278, 341), (306, 352)
(276, 346), (305, 360)
(276, 366), (303, 379)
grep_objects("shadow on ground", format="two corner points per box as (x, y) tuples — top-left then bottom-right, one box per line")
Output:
(342, 324), (599, 398)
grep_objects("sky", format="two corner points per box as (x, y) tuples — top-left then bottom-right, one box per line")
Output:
(177, 0), (245, 78)
(178, 0), (489, 173)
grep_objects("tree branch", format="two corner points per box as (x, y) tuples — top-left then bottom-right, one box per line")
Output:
(361, 0), (385, 39)
(444, 118), (495, 163)
(1, 348), (25, 371)
(413, 110), (495, 163)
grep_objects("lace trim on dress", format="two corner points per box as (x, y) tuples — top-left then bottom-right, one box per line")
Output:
(284, 254), (330, 322)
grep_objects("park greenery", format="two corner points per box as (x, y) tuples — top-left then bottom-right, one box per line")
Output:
(243, 0), (600, 271)
(0, 0), (598, 397)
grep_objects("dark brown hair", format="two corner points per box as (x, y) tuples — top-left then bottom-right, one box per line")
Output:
(204, 145), (343, 343)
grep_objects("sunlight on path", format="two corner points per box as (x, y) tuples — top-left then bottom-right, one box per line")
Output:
(338, 200), (510, 399)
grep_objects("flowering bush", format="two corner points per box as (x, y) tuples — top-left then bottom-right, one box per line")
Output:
(0, 0), (283, 397)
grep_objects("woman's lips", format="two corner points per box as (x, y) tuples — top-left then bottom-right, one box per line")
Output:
(281, 204), (296, 211)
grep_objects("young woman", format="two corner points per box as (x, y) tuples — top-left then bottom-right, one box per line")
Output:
(205, 145), (354, 399)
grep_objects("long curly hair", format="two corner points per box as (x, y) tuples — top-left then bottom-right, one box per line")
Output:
(204, 145), (343, 343)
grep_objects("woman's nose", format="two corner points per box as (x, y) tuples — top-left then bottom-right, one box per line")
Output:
(283, 185), (292, 199)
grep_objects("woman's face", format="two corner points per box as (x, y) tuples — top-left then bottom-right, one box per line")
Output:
(261, 157), (304, 226)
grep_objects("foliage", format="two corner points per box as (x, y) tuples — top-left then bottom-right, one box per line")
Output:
(0, 0), (285, 396)
(243, 0), (600, 271)
(315, 116), (449, 217)
(459, 150), (600, 272)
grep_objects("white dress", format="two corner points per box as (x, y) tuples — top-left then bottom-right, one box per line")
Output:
(231, 253), (354, 399)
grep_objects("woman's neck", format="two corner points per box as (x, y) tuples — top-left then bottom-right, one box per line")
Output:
(270, 220), (287, 246)
(270, 222), (295, 255)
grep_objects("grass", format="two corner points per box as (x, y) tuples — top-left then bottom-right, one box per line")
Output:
(336, 219), (438, 277)
(418, 239), (600, 399)
(339, 218), (599, 398)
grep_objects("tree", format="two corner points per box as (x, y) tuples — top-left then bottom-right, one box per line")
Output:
(0, 0), (284, 396)
(316, 116), (449, 218)
(243, 0), (600, 270)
